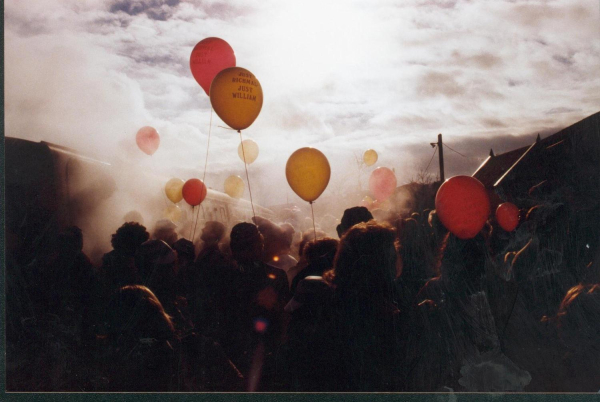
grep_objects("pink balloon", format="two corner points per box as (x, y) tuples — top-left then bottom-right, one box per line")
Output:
(136, 126), (160, 155)
(369, 167), (397, 201)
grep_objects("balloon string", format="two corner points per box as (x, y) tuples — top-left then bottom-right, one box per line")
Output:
(202, 107), (213, 184)
(239, 130), (256, 220)
(310, 201), (317, 241)
(192, 204), (201, 242)
(189, 206), (194, 239)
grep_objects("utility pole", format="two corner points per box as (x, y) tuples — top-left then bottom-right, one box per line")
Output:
(430, 133), (445, 182)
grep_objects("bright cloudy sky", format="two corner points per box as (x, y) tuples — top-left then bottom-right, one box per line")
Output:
(5, 0), (600, 206)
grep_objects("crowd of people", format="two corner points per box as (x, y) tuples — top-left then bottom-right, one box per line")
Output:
(5, 195), (600, 392)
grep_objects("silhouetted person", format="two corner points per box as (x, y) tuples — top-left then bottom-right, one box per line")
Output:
(101, 285), (243, 391)
(555, 283), (600, 391)
(151, 219), (179, 247)
(327, 221), (405, 391)
(101, 222), (149, 292)
(135, 240), (191, 334)
(279, 276), (335, 391)
(290, 237), (338, 295)
(408, 233), (531, 392)
(225, 222), (291, 390)
(336, 206), (373, 238)
(395, 218), (438, 311)
(287, 228), (326, 286)
(253, 216), (297, 272)
(186, 221), (236, 337)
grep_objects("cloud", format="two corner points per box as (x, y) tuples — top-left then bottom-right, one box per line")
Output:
(4, 0), (599, 209)
(109, 0), (181, 21)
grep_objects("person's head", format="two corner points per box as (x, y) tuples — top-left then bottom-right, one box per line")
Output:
(135, 240), (177, 297)
(152, 219), (178, 247)
(438, 233), (488, 293)
(333, 221), (398, 294)
(398, 218), (436, 280)
(557, 283), (600, 353)
(230, 222), (264, 264)
(304, 237), (339, 269)
(200, 221), (226, 245)
(280, 223), (295, 250)
(172, 238), (195, 266)
(57, 226), (84, 253)
(336, 206), (374, 238)
(298, 229), (327, 258)
(252, 217), (289, 260)
(111, 222), (150, 257)
(106, 285), (174, 340)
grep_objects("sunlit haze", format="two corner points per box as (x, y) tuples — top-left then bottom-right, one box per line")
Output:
(5, 0), (600, 209)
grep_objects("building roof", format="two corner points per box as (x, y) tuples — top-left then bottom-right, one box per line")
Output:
(472, 145), (530, 189)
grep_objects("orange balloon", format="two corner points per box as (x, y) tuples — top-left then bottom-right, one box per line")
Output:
(496, 202), (520, 232)
(286, 148), (331, 202)
(189, 37), (236, 96)
(210, 67), (263, 131)
(435, 176), (490, 239)
(182, 178), (207, 206)
(136, 126), (160, 155)
(369, 167), (397, 201)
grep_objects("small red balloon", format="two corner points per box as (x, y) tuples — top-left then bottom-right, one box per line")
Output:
(435, 176), (490, 239)
(190, 37), (236, 96)
(136, 126), (160, 155)
(369, 167), (397, 201)
(496, 202), (520, 232)
(182, 178), (207, 206)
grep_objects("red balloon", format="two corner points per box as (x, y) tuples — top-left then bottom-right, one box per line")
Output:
(189, 37), (236, 96)
(496, 202), (520, 232)
(182, 178), (207, 206)
(369, 167), (397, 201)
(136, 126), (160, 155)
(435, 176), (490, 239)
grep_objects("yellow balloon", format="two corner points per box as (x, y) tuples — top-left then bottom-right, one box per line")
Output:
(224, 175), (245, 199)
(165, 178), (185, 204)
(286, 148), (331, 202)
(163, 205), (182, 222)
(210, 67), (263, 131)
(238, 139), (259, 164)
(363, 149), (378, 166)
(165, 178), (184, 203)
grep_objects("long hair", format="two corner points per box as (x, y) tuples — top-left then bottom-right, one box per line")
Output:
(333, 221), (398, 300)
(107, 285), (175, 341)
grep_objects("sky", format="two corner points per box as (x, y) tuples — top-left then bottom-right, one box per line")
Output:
(4, 0), (600, 207)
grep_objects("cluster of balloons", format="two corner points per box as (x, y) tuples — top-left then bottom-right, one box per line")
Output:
(164, 177), (207, 207)
(162, 177), (207, 222)
(189, 37), (263, 132)
(434, 175), (521, 239)
(286, 148), (331, 203)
